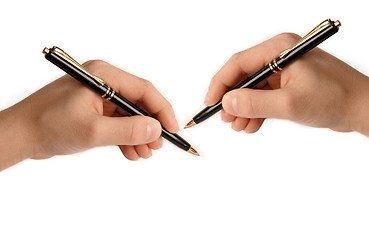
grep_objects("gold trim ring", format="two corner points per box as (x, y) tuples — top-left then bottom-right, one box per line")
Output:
(106, 89), (115, 101)
(269, 59), (283, 73)
(273, 59), (283, 71)
(268, 62), (278, 73)
(101, 86), (111, 98)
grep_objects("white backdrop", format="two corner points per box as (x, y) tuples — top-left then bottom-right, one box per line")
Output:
(1, 1), (369, 239)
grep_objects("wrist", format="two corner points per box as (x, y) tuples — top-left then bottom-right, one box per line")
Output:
(347, 75), (369, 136)
(0, 104), (35, 170)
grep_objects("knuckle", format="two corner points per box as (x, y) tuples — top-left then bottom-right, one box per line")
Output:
(243, 93), (257, 118)
(142, 79), (154, 90)
(162, 97), (174, 110)
(83, 59), (108, 75)
(127, 121), (143, 144)
(209, 74), (222, 88)
(236, 91), (256, 118)
(229, 52), (242, 63)
(276, 32), (301, 42)
(160, 102), (174, 117)
(275, 32), (301, 48)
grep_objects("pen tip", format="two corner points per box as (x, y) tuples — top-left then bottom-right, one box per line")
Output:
(184, 119), (196, 129)
(187, 146), (200, 156)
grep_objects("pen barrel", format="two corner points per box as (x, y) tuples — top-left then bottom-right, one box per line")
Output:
(110, 93), (191, 151)
(234, 65), (273, 89)
(193, 101), (223, 124)
(160, 129), (191, 151)
(192, 65), (273, 125)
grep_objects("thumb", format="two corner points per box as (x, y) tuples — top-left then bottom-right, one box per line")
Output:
(94, 115), (162, 146)
(222, 88), (290, 119)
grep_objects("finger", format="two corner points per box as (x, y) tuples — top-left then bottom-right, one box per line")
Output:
(119, 139), (161, 161)
(94, 115), (162, 146)
(221, 110), (236, 123)
(204, 33), (300, 106)
(148, 138), (163, 150)
(119, 145), (140, 160)
(231, 117), (250, 132)
(244, 118), (265, 133)
(220, 82), (275, 125)
(222, 88), (290, 119)
(84, 60), (179, 133)
(134, 145), (152, 159)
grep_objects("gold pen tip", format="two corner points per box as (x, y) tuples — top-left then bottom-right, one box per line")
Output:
(184, 119), (196, 129)
(187, 146), (200, 156)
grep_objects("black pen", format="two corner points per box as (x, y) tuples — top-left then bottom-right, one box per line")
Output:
(185, 19), (341, 128)
(42, 46), (199, 156)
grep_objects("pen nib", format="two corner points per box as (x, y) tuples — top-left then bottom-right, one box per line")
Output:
(184, 119), (196, 129)
(187, 146), (200, 156)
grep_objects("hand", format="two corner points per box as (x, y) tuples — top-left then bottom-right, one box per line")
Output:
(204, 33), (369, 135)
(0, 60), (179, 170)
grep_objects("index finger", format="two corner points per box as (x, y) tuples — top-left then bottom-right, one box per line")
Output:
(204, 33), (300, 106)
(85, 60), (179, 133)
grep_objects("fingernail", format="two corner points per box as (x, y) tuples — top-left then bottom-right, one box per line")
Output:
(146, 120), (161, 142)
(223, 94), (238, 116)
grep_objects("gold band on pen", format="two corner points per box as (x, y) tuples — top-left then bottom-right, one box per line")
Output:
(268, 59), (283, 73)
(273, 59), (282, 71)
(106, 89), (115, 101)
(101, 86), (116, 101)
(101, 86), (111, 98)
(268, 62), (277, 73)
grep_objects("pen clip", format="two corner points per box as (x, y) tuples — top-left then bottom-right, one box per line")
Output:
(42, 46), (105, 86)
(279, 19), (341, 59)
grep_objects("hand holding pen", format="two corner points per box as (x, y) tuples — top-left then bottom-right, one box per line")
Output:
(192, 19), (369, 136)
(42, 48), (199, 156)
(186, 19), (342, 129)
(0, 60), (193, 168)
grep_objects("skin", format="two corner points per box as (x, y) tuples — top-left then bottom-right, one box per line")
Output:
(2, 33), (369, 170)
(204, 33), (369, 136)
(0, 60), (179, 170)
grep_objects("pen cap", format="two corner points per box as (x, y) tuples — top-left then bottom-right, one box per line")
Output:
(43, 47), (107, 96)
(277, 20), (340, 69)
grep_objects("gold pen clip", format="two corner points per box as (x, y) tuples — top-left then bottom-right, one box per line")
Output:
(279, 19), (341, 59)
(42, 46), (105, 86)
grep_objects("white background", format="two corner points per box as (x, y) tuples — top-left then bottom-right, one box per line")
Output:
(1, 1), (369, 239)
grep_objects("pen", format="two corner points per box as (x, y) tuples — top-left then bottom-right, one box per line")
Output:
(42, 46), (199, 156)
(185, 19), (341, 128)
